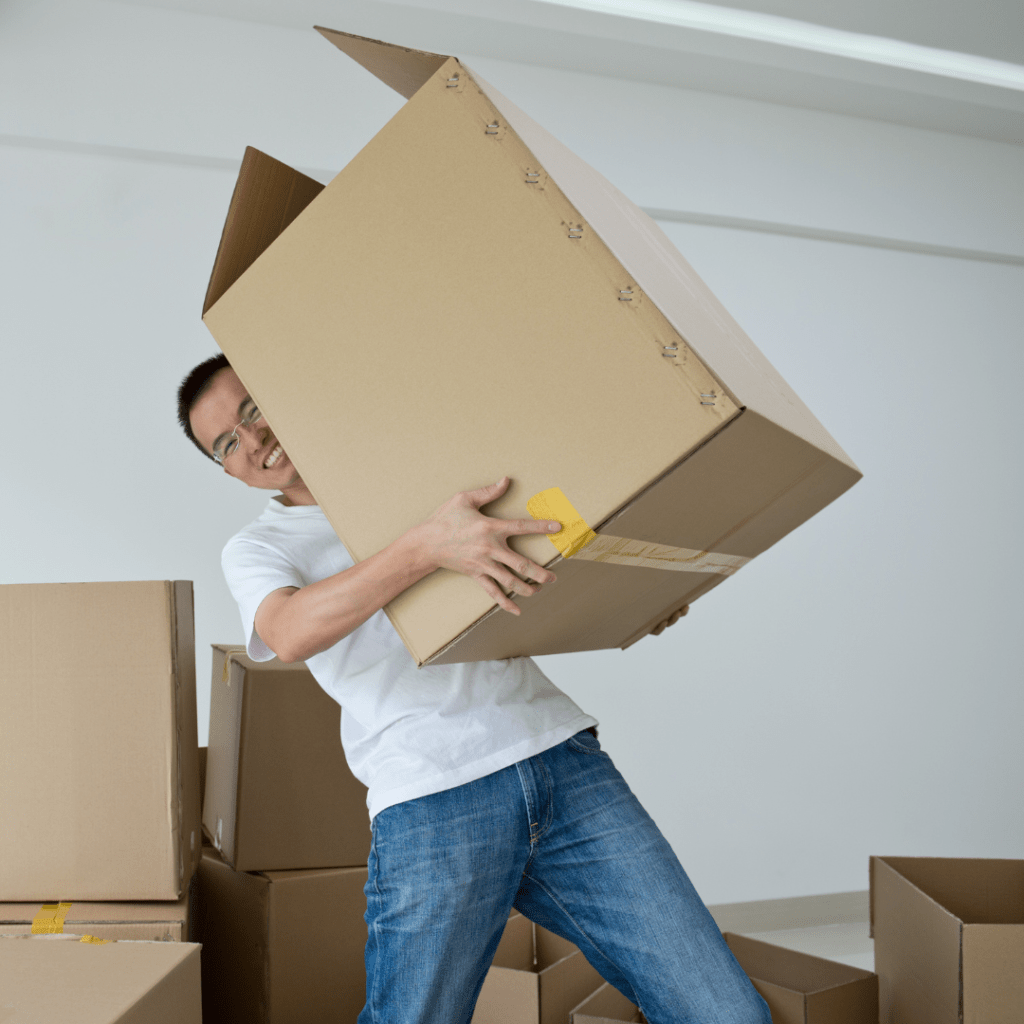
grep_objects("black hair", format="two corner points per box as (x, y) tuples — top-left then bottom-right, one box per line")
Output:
(177, 353), (231, 461)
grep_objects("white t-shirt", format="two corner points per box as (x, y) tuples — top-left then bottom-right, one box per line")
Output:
(221, 496), (597, 819)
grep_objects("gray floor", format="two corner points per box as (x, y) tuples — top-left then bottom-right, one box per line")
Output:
(741, 921), (874, 971)
(707, 889), (874, 972)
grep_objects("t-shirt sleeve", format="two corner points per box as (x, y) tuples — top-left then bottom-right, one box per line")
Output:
(221, 533), (305, 662)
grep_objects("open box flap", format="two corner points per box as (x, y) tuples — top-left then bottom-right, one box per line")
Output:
(203, 147), (325, 316)
(315, 26), (449, 99)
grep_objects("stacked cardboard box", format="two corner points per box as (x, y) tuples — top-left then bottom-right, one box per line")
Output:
(195, 645), (372, 1022)
(0, 581), (203, 1019)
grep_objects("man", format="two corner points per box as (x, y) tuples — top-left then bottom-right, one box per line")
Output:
(179, 353), (770, 1024)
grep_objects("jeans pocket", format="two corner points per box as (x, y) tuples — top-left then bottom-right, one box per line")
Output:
(567, 729), (606, 755)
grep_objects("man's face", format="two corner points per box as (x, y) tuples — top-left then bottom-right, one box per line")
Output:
(189, 368), (301, 491)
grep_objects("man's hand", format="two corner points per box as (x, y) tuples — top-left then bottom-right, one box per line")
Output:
(649, 604), (689, 636)
(415, 476), (562, 615)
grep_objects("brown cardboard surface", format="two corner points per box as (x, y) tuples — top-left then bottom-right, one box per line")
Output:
(0, 581), (200, 901)
(725, 932), (878, 1024)
(962, 925), (1024, 1024)
(871, 856), (1024, 1024)
(473, 915), (604, 1024)
(0, 934), (201, 1024)
(0, 896), (189, 942)
(202, 146), (325, 315)
(571, 981), (643, 1022)
(195, 845), (368, 1024)
(202, 29), (861, 666)
(203, 644), (370, 870)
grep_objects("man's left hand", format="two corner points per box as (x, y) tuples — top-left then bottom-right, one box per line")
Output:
(649, 604), (689, 637)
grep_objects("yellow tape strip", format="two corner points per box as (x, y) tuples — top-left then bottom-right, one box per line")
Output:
(80, 935), (111, 944)
(527, 487), (749, 576)
(31, 901), (72, 934)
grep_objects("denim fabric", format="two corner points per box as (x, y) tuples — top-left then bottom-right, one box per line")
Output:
(358, 730), (771, 1024)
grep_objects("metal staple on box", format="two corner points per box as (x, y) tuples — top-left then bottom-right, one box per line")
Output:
(446, 75), (460, 87)
(485, 122), (500, 134)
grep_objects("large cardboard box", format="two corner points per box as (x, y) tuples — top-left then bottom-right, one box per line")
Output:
(724, 932), (878, 1024)
(0, 934), (202, 1023)
(194, 844), (368, 1023)
(571, 982), (645, 1023)
(203, 644), (370, 871)
(472, 912), (605, 1024)
(0, 581), (201, 901)
(0, 896), (190, 942)
(870, 855), (1024, 1024)
(201, 28), (861, 667)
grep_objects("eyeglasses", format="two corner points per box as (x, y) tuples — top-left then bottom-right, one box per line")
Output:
(213, 400), (264, 464)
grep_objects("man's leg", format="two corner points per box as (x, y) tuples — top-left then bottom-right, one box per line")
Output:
(513, 730), (772, 1024)
(357, 765), (531, 1024)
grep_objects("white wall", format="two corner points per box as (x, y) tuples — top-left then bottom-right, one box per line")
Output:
(2, 0), (1021, 904)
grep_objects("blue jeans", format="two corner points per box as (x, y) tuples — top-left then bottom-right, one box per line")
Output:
(358, 730), (771, 1024)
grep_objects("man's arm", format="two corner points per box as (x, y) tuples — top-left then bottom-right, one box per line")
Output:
(255, 477), (562, 663)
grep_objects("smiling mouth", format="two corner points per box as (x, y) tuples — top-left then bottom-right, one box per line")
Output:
(264, 443), (284, 469)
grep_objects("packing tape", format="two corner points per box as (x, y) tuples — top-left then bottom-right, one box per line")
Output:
(527, 487), (749, 576)
(222, 646), (247, 684)
(31, 902), (72, 934)
(79, 935), (111, 944)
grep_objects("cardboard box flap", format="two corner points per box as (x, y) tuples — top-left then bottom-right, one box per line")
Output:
(962, 924), (1024, 1024)
(875, 856), (1024, 925)
(491, 912), (534, 970)
(315, 26), (448, 99)
(725, 931), (874, 993)
(465, 68), (858, 474)
(202, 147), (325, 315)
(870, 857), (962, 1024)
(571, 981), (642, 1022)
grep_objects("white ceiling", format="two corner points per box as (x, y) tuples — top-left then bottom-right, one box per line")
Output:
(116, 0), (1024, 143)
(694, 0), (1024, 66)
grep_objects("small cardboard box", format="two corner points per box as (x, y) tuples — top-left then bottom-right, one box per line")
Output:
(0, 934), (202, 1023)
(201, 28), (861, 667)
(472, 912), (605, 1024)
(203, 644), (370, 871)
(194, 844), (368, 1023)
(0, 896), (190, 942)
(870, 855), (1024, 1024)
(724, 932), (878, 1024)
(0, 581), (201, 901)
(571, 982), (645, 1022)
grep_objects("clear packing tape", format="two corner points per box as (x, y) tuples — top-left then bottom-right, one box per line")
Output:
(527, 487), (749, 576)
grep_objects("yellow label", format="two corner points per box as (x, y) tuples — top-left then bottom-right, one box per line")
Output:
(526, 488), (597, 558)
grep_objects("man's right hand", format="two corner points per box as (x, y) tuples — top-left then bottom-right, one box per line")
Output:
(415, 476), (562, 615)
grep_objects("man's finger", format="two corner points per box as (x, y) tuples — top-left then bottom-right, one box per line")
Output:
(499, 553), (556, 585)
(475, 574), (520, 615)
(504, 518), (562, 536)
(466, 476), (511, 507)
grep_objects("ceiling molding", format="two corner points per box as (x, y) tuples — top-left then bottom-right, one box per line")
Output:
(115, 0), (1024, 142)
